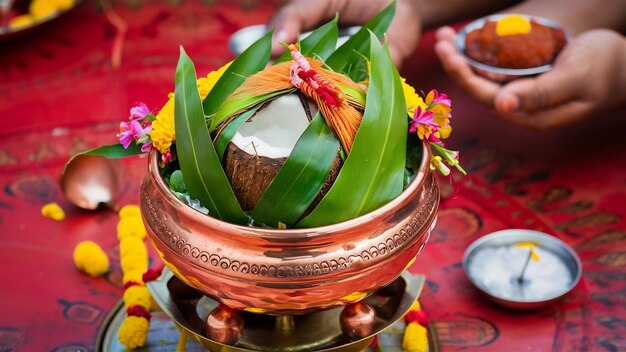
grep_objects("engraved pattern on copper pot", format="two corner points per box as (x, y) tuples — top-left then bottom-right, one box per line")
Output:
(140, 143), (439, 315)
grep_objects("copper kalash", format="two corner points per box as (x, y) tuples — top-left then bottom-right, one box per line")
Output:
(139, 45), (440, 350)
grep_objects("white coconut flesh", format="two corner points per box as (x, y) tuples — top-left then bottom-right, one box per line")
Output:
(230, 94), (316, 158)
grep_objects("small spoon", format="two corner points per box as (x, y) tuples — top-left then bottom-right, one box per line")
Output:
(61, 154), (122, 212)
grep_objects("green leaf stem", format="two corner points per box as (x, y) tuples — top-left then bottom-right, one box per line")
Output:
(62, 143), (143, 174)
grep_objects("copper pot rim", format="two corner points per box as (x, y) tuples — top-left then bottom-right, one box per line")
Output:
(147, 142), (432, 239)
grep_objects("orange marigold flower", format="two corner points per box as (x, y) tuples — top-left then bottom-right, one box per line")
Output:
(150, 62), (232, 155)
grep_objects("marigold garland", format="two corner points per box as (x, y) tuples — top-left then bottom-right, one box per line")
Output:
(402, 300), (429, 352)
(116, 205), (153, 349)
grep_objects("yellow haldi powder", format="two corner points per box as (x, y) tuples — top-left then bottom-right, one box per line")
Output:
(496, 15), (532, 36)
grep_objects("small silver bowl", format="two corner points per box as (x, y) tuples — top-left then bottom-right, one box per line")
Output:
(463, 229), (582, 310)
(228, 24), (360, 56)
(454, 14), (568, 82)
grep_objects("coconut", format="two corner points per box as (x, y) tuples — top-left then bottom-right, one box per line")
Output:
(222, 93), (342, 212)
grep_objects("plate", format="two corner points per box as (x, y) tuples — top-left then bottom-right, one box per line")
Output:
(96, 268), (426, 351)
(454, 14), (568, 82)
(463, 229), (582, 310)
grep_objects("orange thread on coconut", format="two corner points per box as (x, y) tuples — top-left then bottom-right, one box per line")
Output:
(496, 15), (532, 36)
(289, 44), (345, 107)
(219, 46), (364, 154)
(288, 44), (362, 153)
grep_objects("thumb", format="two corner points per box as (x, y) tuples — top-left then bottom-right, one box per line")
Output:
(495, 68), (582, 114)
(268, 11), (301, 57)
(268, 1), (336, 57)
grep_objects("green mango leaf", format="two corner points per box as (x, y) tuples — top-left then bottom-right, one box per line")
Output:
(212, 89), (293, 130)
(405, 133), (423, 174)
(274, 15), (339, 64)
(214, 104), (261, 160)
(206, 30), (273, 131)
(325, 0), (395, 81)
(251, 113), (340, 228)
(298, 32), (407, 227)
(175, 47), (247, 224)
(63, 143), (143, 174)
(339, 83), (366, 106)
(76, 143), (143, 159)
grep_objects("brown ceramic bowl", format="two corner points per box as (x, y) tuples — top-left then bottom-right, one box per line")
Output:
(455, 14), (568, 82)
(140, 143), (439, 315)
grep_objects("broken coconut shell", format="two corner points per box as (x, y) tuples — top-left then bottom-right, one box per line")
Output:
(222, 93), (343, 213)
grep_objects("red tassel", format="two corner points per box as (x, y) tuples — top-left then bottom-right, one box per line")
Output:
(127, 305), (152, 321)
(404, 309), (429, 326)
(142, 265), (164, 282)
(124, 281), (142, 289)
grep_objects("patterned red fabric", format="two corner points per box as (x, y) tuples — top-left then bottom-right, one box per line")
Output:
(1, 1), (625, 351)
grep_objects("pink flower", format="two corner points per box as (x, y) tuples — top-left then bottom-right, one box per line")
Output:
(410, 106), (441, 142)
(409, 107), (438, 133)
(119, 121), (135, 149)
(129, 102), (151, 121)
(140, 142), (153, 153)
(161, 151), (174, 165)
(426, 89), (451, 108)
(119, 120), (151, 149)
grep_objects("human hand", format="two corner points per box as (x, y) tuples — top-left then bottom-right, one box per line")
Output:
(268, 0), (422, 67)
(434, 26), (626, 130)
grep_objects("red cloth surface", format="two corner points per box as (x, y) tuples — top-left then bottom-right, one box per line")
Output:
(1, 1), (626, 351)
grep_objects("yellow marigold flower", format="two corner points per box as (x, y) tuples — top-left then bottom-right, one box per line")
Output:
(41, 202), (65, 221)
(121, 257), (148, 277)
(53, 0), (74, 10)
(123, 270), (145, 286)
(73, 241), (110, 277)
(9, 15), (35, 30)
(120, 237), (148, 273)
(117, 216), (147, 240)
(118, 316), (150, 348)
(119, 205), (142, 219)
(123, 286), (152, 311)
(120, 236), (147, 256)
(402, 322), (428, 352)
(496, 15), (531, 36)
(30, 0), (59, 18)
(401, 78), (426, 118)
(150, 62), (232, 155)
(29, 0), (73, 19)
